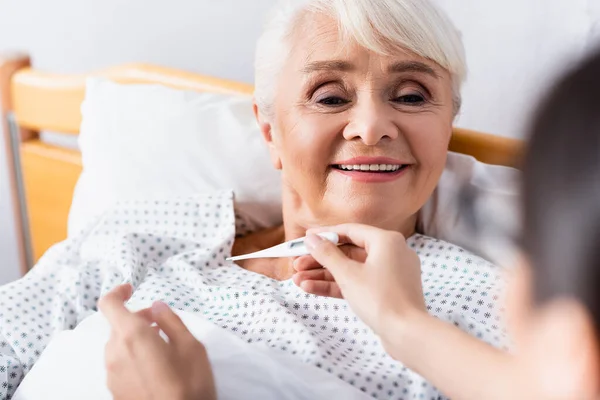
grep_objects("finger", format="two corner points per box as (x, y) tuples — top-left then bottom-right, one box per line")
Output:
(104, 334), (121, 373)
(293, 255), (322, 271)
(307, 223), (389, 252)
(298, 280), (343, 298)
(293, 269), (335, 283)
(134, 307), (154, 323)
(104, 333), (149, 395)
(98, 284), (138, 331)
(296, 245), (367, 270)
(151, 302), (194, 345)
(341, 244), (368, 263)
(304, 234), (359, 280)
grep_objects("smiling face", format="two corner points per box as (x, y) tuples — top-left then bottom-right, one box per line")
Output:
(255, 12), (455, 236)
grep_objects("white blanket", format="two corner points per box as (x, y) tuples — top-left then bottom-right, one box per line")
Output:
(14, 307), (370, 400)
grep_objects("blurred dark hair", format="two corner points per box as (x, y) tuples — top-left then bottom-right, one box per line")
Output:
(522, 48), (600, 329)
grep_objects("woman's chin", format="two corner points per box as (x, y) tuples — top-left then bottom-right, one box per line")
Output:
(323, 201), (408, 228)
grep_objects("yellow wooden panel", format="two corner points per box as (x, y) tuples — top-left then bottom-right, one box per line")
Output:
(11, 63), (255, 134)
(20, 140), (82, 261)
(451, 127), (522, 168)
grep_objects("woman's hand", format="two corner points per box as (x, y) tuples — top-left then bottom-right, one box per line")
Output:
(293, 243), (367, 298)
(292, 224), (426, 340)
(98, 284), (217, 400)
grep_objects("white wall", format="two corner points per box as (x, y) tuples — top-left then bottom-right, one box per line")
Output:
(0, 0), (275, 81)
(591, 0), (600, 41)
(0, 0), (598, 284)
(442, 0), (595, 137)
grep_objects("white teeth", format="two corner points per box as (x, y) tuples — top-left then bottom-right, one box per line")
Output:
(337, 164), (403, 172)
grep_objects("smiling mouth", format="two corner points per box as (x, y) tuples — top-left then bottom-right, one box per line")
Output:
(332, 164), (408, 173)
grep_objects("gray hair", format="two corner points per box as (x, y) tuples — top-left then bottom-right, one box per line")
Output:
(254, 0), (467, 117)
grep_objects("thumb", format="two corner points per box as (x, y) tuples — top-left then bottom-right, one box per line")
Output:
(152, 302), (194, 344)
(304, 234), (358, 283)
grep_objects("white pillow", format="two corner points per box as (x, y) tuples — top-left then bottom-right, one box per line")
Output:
(70, 78), (520, 264)
(417, 151), (521, 266)
(69, 78), (283, 235)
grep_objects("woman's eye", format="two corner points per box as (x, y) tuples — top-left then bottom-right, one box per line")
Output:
(394, 93), (426, 105)
(317, 96), (349, 106)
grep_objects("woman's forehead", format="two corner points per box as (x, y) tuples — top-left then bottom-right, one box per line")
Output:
(289, 12), (441, 75)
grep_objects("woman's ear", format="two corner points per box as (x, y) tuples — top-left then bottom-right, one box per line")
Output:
(526, 298), (600, 399)
(253, 100), (282, 170)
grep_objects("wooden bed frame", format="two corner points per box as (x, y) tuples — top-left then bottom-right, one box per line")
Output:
(0, 52), (523, 276)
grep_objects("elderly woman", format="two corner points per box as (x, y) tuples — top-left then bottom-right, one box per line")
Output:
(0, 0), (506, 399)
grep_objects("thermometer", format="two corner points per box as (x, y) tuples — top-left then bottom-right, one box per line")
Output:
(226, 232), (339, 262)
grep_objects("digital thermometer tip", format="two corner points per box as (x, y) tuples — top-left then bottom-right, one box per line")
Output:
(226, 232), (339, 262)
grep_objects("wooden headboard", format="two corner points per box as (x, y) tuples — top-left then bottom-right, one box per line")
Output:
(0, 52), (523, 276)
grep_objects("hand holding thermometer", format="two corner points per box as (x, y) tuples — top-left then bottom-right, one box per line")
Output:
(226, 232), (339, 262)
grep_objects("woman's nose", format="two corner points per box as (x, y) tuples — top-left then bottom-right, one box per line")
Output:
(343, 101), (399, 145)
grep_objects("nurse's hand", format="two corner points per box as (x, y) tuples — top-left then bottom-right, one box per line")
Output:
(292, 224), (426, 339)
(295, 225), (515, 400)
(98, 284), (216, 400)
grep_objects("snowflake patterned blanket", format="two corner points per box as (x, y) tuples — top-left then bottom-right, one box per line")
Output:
(1, 191), (506, 400)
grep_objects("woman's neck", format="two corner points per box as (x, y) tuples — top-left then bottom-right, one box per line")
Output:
(280, 188), (418, 242)
(232, 189), (418, 281)
(231, 225), (293, 280)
